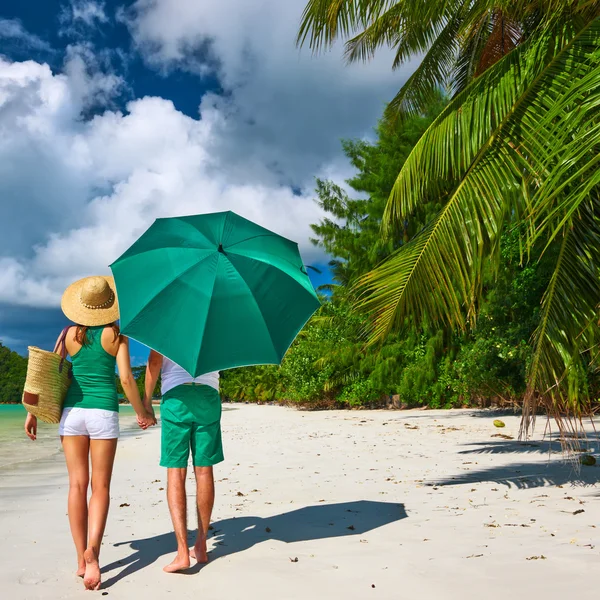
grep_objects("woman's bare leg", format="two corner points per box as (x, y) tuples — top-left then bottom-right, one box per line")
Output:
(61, 436), (90, 577)
(84, 438), (117, 590)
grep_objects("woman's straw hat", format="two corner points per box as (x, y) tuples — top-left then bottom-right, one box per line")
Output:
(61, 276), (119, 326)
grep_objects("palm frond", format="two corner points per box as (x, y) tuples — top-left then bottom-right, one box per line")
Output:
(356, 153), (513, 339)
(475, 10), (523, 74)
(385, 11), (463, 117)
(297, 0), (399, 51)
(343, 2), (405, 63)
(384, 19), (592, 230)
(357, 18), (600, 345)
(521, 207), (600, 442)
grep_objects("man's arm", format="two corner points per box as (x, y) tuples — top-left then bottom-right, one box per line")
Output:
(144, 350), (163, 410)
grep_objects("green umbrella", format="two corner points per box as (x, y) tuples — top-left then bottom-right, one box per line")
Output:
(110, 211), (320, 376)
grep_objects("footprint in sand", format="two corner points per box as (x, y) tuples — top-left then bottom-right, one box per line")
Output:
(19, 573), (48, 585)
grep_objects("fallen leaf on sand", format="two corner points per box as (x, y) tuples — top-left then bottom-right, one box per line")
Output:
(493, 420), (506, 428)
(573, 509), (585, 515)
(526, 555), (546, 561)
(119, 503), (130, 508)
(467, 554), (484, 559)
(236, 491), (245, 497)
(290, 557), (299, 563)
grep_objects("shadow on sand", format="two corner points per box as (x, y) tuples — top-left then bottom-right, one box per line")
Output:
(432, 459), (600, 489)
(458, 440), (562, 454)
(101, 500), (406, 588)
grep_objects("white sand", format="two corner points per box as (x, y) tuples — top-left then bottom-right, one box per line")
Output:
(0, 405), (598, 600)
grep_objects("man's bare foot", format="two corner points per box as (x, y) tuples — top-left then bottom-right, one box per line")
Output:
(190, 539), (209, 564)
(163, 552), (190, 573)
(83, 548), (101, 590)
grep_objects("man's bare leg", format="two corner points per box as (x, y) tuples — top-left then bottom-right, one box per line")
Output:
(164, 467), (191, 573)
(190, 466), (214, 563)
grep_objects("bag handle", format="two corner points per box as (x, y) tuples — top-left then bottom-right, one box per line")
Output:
(54, 326), (72, 376)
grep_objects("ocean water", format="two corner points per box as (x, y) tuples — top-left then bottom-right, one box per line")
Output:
(0, 404), (159, 470)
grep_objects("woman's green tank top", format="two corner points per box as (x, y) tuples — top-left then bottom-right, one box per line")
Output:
(63, 326), (119, 412)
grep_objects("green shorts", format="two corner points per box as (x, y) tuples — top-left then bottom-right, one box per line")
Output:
(160, 384), (224, 468)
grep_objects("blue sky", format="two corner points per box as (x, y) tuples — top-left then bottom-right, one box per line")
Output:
(0, 0), (411, 363)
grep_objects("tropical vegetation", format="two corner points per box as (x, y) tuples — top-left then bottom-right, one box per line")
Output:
(297, 0), (600, 441)
(0, 343), (27, 403)
(221, 100), (568, 410)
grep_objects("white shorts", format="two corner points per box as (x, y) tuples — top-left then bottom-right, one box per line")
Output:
(59, 407), (120, 440)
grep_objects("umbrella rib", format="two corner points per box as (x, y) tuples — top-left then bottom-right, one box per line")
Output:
(223, 258), (278, 360)
(226, 233), (281, 249)
(118, 252), (217, 330)
(192, 259), (220, 376)
(112, 246), (212, 265)
(225, 246), (313, 290)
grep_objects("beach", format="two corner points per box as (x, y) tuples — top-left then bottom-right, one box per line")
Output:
(0, 404), (598, 600)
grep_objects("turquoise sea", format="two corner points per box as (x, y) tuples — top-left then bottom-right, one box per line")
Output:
(0, 404), (160, 470)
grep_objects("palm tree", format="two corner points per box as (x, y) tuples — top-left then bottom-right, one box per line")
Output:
(298, 1), (600, 446)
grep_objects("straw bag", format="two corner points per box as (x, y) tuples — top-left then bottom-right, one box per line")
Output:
(22, 327), (72, 424)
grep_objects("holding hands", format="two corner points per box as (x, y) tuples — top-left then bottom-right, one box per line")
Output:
(137, 398), (157, 430)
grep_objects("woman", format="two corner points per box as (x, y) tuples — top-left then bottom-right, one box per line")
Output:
(24, 276), (155, 591)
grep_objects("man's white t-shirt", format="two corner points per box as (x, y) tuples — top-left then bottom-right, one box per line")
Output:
(161, 356), (220, 396)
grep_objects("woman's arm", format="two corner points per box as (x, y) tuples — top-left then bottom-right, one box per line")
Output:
(116, 337), (155, 428)
(25, 413), (37, 440)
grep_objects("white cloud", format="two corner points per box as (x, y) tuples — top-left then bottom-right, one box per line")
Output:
(0, 18), (53, 52)
(63, 43), (125, 108)
(71, 1), (108, 26)
(0, 57), (326, 308)
(59, 1), (109, 37)
(1, 0), (415, 312)
(124, 0), (414, 186)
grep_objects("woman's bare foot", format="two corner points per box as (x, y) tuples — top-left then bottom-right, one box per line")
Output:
(163, 552), (190, 573)
(83, 548), (101, 590)
(190, 538), (209, 564)
(76, 555), (86, 578)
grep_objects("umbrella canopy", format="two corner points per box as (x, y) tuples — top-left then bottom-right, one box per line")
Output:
(110, 211), (320, 376)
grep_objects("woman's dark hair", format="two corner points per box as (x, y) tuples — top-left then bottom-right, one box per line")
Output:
(75, 323), (121, 346)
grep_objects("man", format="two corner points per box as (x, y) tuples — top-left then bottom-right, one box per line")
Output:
(143, 350), (223, 573)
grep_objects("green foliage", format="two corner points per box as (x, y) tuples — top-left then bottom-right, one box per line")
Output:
(0, 343), (27, 403)
(299, 0), (600, 439)
(222, 98), (556, 408)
